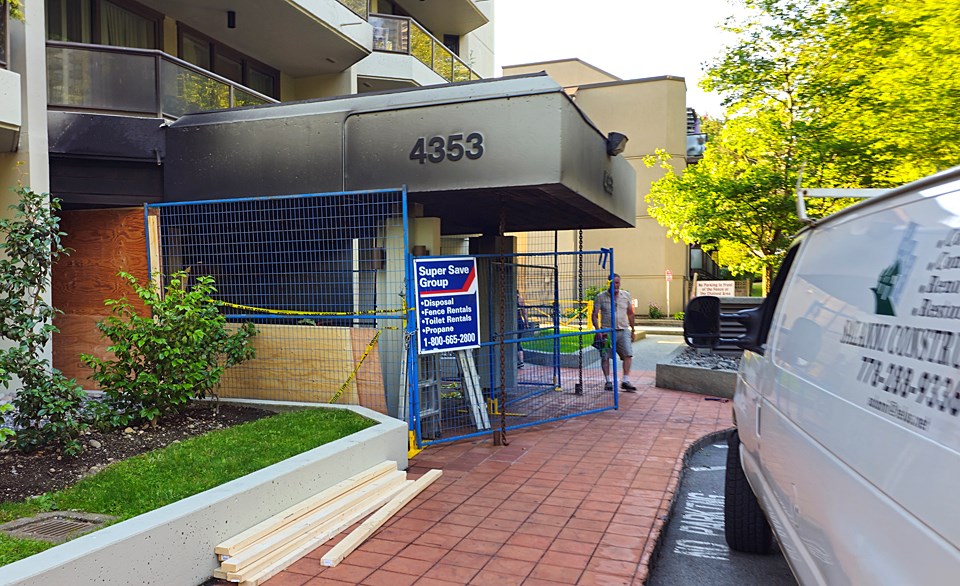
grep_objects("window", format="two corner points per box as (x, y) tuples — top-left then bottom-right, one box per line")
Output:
(178, 24), (279, 99)
(46, 0), (161, 49)
(0, 1), (9, 67)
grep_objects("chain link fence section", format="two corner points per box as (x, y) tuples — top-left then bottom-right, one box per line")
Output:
(420, 249), (615, 445)
(146, 189), (409, 415)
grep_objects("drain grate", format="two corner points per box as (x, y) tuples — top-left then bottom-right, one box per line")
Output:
(0, 512), (116, 544)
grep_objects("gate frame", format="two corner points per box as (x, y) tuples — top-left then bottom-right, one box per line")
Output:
(411, 248), (618, 448)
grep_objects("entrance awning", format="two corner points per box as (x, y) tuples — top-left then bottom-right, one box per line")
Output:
(165, 74), (636, 233)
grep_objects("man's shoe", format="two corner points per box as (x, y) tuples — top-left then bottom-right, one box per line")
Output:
(604, 382), (614, 391)
(621, 381), (637, 392)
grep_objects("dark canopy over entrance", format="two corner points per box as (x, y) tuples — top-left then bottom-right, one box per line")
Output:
(164, 74), (636, 234)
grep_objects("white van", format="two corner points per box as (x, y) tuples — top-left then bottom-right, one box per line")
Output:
(683, 166), (960, 585)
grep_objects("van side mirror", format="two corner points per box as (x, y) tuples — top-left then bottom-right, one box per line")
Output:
(684, 296), (721, 348)
(683, 296), (766, 353)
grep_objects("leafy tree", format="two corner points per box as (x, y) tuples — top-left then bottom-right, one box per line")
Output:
(0, 186), (87, 454)
(647, 0), (960, 292)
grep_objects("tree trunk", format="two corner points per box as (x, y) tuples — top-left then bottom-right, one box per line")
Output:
(762, 264), (774, 296)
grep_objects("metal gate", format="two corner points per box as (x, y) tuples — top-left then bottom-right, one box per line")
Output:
(413, 248), (619, 446)
(145, 188), (411, 416)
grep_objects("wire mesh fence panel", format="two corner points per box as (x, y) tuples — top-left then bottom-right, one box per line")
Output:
(421, 249), (617, 445)
(146, 189), (409, 416)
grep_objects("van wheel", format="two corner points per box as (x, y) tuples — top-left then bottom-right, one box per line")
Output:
(725, 430), (773, 554)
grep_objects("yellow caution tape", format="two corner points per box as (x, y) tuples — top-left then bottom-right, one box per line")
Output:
(216, 300), (405, 317)
(329, 329), (382, 404)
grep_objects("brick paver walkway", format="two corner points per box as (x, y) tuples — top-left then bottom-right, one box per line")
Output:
(264, 371), (731, 585)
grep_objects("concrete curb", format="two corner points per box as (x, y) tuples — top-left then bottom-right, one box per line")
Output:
(654, 347), (737, 399)
(2, 402), (408, 586)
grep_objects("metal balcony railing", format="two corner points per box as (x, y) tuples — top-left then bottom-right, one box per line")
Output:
(369, 14), (480, 83)
(46, 42), (278, 119)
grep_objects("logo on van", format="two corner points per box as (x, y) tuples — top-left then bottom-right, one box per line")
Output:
(872, 223), (918, 316)
(872, 263), (899, 316)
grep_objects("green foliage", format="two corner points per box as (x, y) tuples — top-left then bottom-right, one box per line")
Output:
(82, 271), (257, 426)
(0, 403), (14, 445)
(0, 407), (376, 564)
(673, 311), (685, 321)
(647, 0), (959, 293)
(8, 1), (24, 22)
(648, 303), (664, 319)
(0, 186), (87, 454)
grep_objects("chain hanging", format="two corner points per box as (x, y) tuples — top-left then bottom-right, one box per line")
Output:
(575, 228), (584, 395)
(494, 207), (509, 446)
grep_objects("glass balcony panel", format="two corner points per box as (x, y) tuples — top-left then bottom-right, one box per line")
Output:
(471, 72), (481, 81)
(337, 0), (368, 19)
(432, 43), (454, 82)
(160, 59), (230, 118)
(46, 45), (156, 113)
(234, 88), (271, 108)
(370, 15), (409, 53)
(453, 60), (471, 83)
(409, 22), (433, 71)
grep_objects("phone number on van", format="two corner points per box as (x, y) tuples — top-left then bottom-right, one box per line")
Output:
(857, 356), (960, 416)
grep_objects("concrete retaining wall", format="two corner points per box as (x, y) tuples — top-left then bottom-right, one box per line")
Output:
(1, 401), (408, 586)
(655, 350), (737, 399)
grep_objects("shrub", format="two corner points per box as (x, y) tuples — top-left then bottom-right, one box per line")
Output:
(82, 271), (257, 426)
(648, 302), (664, 319)
(674, 311), (685, 321)
(0, 186), (87, 455)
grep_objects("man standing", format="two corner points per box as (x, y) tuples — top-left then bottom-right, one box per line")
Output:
(591, 274), (637, 391)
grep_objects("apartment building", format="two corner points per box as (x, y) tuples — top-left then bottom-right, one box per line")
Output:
(0, 0), (497, 391)
(503, 59), (693, 316)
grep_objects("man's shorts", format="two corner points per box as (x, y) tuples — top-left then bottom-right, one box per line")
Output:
(601, 329), (633, 360)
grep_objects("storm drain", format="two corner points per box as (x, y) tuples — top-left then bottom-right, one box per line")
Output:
(0, 512), (116, 544)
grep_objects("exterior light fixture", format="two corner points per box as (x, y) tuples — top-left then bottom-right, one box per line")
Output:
(227, 11), (236, 29)
(606, 132), (628, 156)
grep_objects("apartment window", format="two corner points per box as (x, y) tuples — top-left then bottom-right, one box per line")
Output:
(178, 25), (279, 99)
(442, 34), (460, 57)
(46, 0), (160, 49)
(0, 1), (8, 68)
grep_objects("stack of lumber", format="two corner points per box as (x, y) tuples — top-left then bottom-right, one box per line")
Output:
(212, 461), (441, 585)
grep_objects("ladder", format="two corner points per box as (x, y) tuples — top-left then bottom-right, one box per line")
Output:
(457, 350), (491, 431)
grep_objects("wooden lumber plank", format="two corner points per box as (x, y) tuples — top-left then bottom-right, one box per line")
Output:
(320, 469), (443, 568)
(212, 567), (229, 580)
(220, 470), (406, 573)
(229, 480), (414, 585)
(215, 461), (396, 556)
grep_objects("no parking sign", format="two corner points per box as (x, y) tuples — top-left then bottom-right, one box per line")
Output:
(414, 257), (481, 355)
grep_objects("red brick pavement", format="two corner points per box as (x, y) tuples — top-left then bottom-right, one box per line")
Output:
(263, 371), (731, 585)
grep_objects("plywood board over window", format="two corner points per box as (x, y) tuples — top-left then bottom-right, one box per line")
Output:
(216, 325), (387, 414)
(52, 207), (153, 389)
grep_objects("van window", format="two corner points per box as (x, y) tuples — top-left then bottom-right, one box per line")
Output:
(754, 243), (801, 351)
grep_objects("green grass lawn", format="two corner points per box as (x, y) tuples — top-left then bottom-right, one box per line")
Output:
(0, 407), (375, 566)
(523, 327), (599, 354)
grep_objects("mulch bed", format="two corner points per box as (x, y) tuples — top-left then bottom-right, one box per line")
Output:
(0, 403), (274, 503)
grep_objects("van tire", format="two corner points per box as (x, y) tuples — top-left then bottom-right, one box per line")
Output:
(725, 430), (774, 554)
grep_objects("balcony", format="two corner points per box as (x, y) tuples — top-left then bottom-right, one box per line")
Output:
(389, 0), (488, 36)
(0, 6), (20, 152)
(46, 42), (278, 120)
(135, 0), (371, 77)
(368, 14), (480, 85)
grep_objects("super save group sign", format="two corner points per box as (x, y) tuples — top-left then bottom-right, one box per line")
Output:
(414, 257), (481, 354)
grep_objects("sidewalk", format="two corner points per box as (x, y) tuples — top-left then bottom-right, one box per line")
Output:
(264, 371), (731, 585)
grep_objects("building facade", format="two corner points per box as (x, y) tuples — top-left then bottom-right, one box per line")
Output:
(0, 0), (495, 395)
(503, 59), (693, 316)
